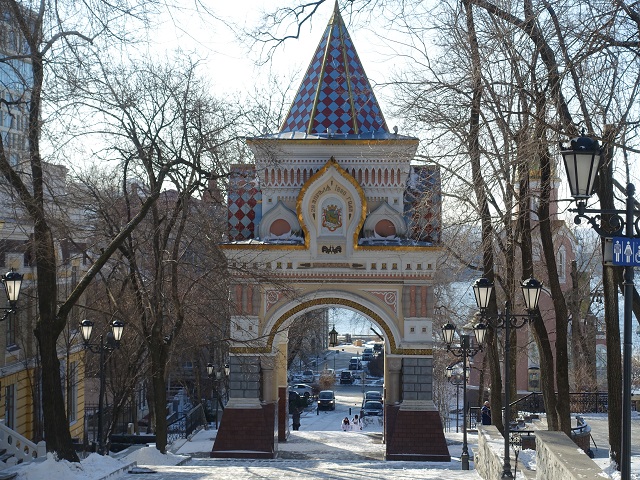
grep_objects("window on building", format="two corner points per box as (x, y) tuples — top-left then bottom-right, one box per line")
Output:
(68, 362), (78, 424)
(557, 246), (566, 283)
(5, 312), (17, 348)
(5, 384), (15, 429)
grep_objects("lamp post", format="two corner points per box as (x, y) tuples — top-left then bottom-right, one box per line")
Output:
(80, 318), (124, 455)
(445, 365), (464, 433)
(0, 268), (23, 320)
(329, 326), (338, 371)
(207, 363), (230, 429)
(473, 276), (542, 478)
(560, 131), (633, 479)
(442, 322), (486, 470)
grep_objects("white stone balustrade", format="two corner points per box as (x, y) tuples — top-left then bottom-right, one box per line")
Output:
(0, 419), (46, 469)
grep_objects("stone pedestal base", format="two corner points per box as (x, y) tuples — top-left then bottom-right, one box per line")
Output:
(385, 401), (451, 461)
(211, 399), (276, 459)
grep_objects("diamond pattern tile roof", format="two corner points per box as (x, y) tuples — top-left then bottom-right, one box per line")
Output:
(280, 2), (388, 135)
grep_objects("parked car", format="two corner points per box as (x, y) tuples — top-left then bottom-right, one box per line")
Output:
(340, 371), (353, 384)
(363, 391), (383, 403)
(289, 383), (313, 398)
(348, 357), (362, 370)
(362, 348), (374, 361)
(362, 400), (384, 416)
(317, 390), (336, 410)
(301, 370), (315, 383)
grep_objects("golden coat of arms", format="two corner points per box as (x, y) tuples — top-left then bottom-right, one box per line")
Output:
(322, 204), (342, 231)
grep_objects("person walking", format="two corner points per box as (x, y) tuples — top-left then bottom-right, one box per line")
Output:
(341, 417), (350, 431)
(352, 414), (362, 430)
(481, 401), (491, 425)
(292, 407), (302, 431)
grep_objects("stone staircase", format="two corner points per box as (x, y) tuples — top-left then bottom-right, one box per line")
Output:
(0, 420), (46, 470)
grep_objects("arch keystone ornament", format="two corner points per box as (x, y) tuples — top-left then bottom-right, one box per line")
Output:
(215, 4), (444, 462)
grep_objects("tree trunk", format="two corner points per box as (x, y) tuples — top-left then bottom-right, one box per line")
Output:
(9, 23), (82, 461)
(596, 128), (622, 466)
(603, 264), (622, 465)
(464, 0), (504, 433)
(150, 340), (168, 453)
(537, 144), (572, 435)
(514, 126), (559, 430)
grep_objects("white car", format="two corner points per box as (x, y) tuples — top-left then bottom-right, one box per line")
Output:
(289, 383), (313, 398)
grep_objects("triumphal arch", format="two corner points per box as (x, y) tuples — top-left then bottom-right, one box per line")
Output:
(213, 4), (446, 461)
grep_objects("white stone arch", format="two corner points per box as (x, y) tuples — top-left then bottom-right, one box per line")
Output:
(262, 289), (403, 355)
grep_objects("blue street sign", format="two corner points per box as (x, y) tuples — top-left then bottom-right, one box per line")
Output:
(611, 237), (640, 266)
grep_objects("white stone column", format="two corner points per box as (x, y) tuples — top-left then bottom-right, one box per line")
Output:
(384, 356), (402, 405)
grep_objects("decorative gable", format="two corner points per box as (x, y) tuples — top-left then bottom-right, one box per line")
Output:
(297, 157), (366, 256)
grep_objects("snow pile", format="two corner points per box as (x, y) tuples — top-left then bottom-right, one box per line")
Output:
(16, 452), (123, 480)
(122, 446), (188, 466)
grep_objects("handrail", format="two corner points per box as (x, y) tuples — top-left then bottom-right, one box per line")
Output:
(166, 403), (206, 444)
(0, 419), (46, 465)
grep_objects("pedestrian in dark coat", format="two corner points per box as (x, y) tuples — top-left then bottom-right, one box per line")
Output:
(481, 401), (491, 425)
(292, 408), (301, 431)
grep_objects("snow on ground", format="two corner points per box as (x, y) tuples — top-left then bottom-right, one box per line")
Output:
(14, 452), (125, 480)
(123, 446), (188, 466)
(9, 408), (640, 479)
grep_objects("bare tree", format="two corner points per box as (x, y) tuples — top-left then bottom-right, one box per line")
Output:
(66, 56), (240, 453)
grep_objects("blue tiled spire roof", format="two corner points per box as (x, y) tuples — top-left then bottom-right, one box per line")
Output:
(279, 2), (389, 135)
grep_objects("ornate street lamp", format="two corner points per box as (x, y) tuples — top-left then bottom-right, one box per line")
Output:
(329, 325), (339, 348)
(441, 322), (486, 470)
(208, 362), (230, 429)
(560, 130), (633, 479)
(473, 276), (542, 479)
(560, 130), (602, 200)
(0, 269), (23, 321)
(80, 318), (125, 454)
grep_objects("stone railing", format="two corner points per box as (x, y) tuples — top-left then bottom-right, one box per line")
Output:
(475, 425), (601, 479)
(535, 431), (602, 479)
(475, 425), (535, 479)
(0, 420), (46, 469)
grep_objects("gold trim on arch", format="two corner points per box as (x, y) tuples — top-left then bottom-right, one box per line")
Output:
(229, 297), (433, 356)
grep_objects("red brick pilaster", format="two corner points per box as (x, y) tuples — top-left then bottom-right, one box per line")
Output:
(385, 404), (451, 461)
(211, 402), (277, 459)
(278, 387), (289, 441)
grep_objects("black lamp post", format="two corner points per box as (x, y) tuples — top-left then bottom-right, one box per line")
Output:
(80, 318), (124, 455)
(473, 276), (542, 479)
(560, 131), (633, 479)
(442, 322), (486, 470)
(0, 268), (23, 321)
(445, 365), (464, 433)
(207, 362), (230, 429)
(329, 326), (338, 371)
